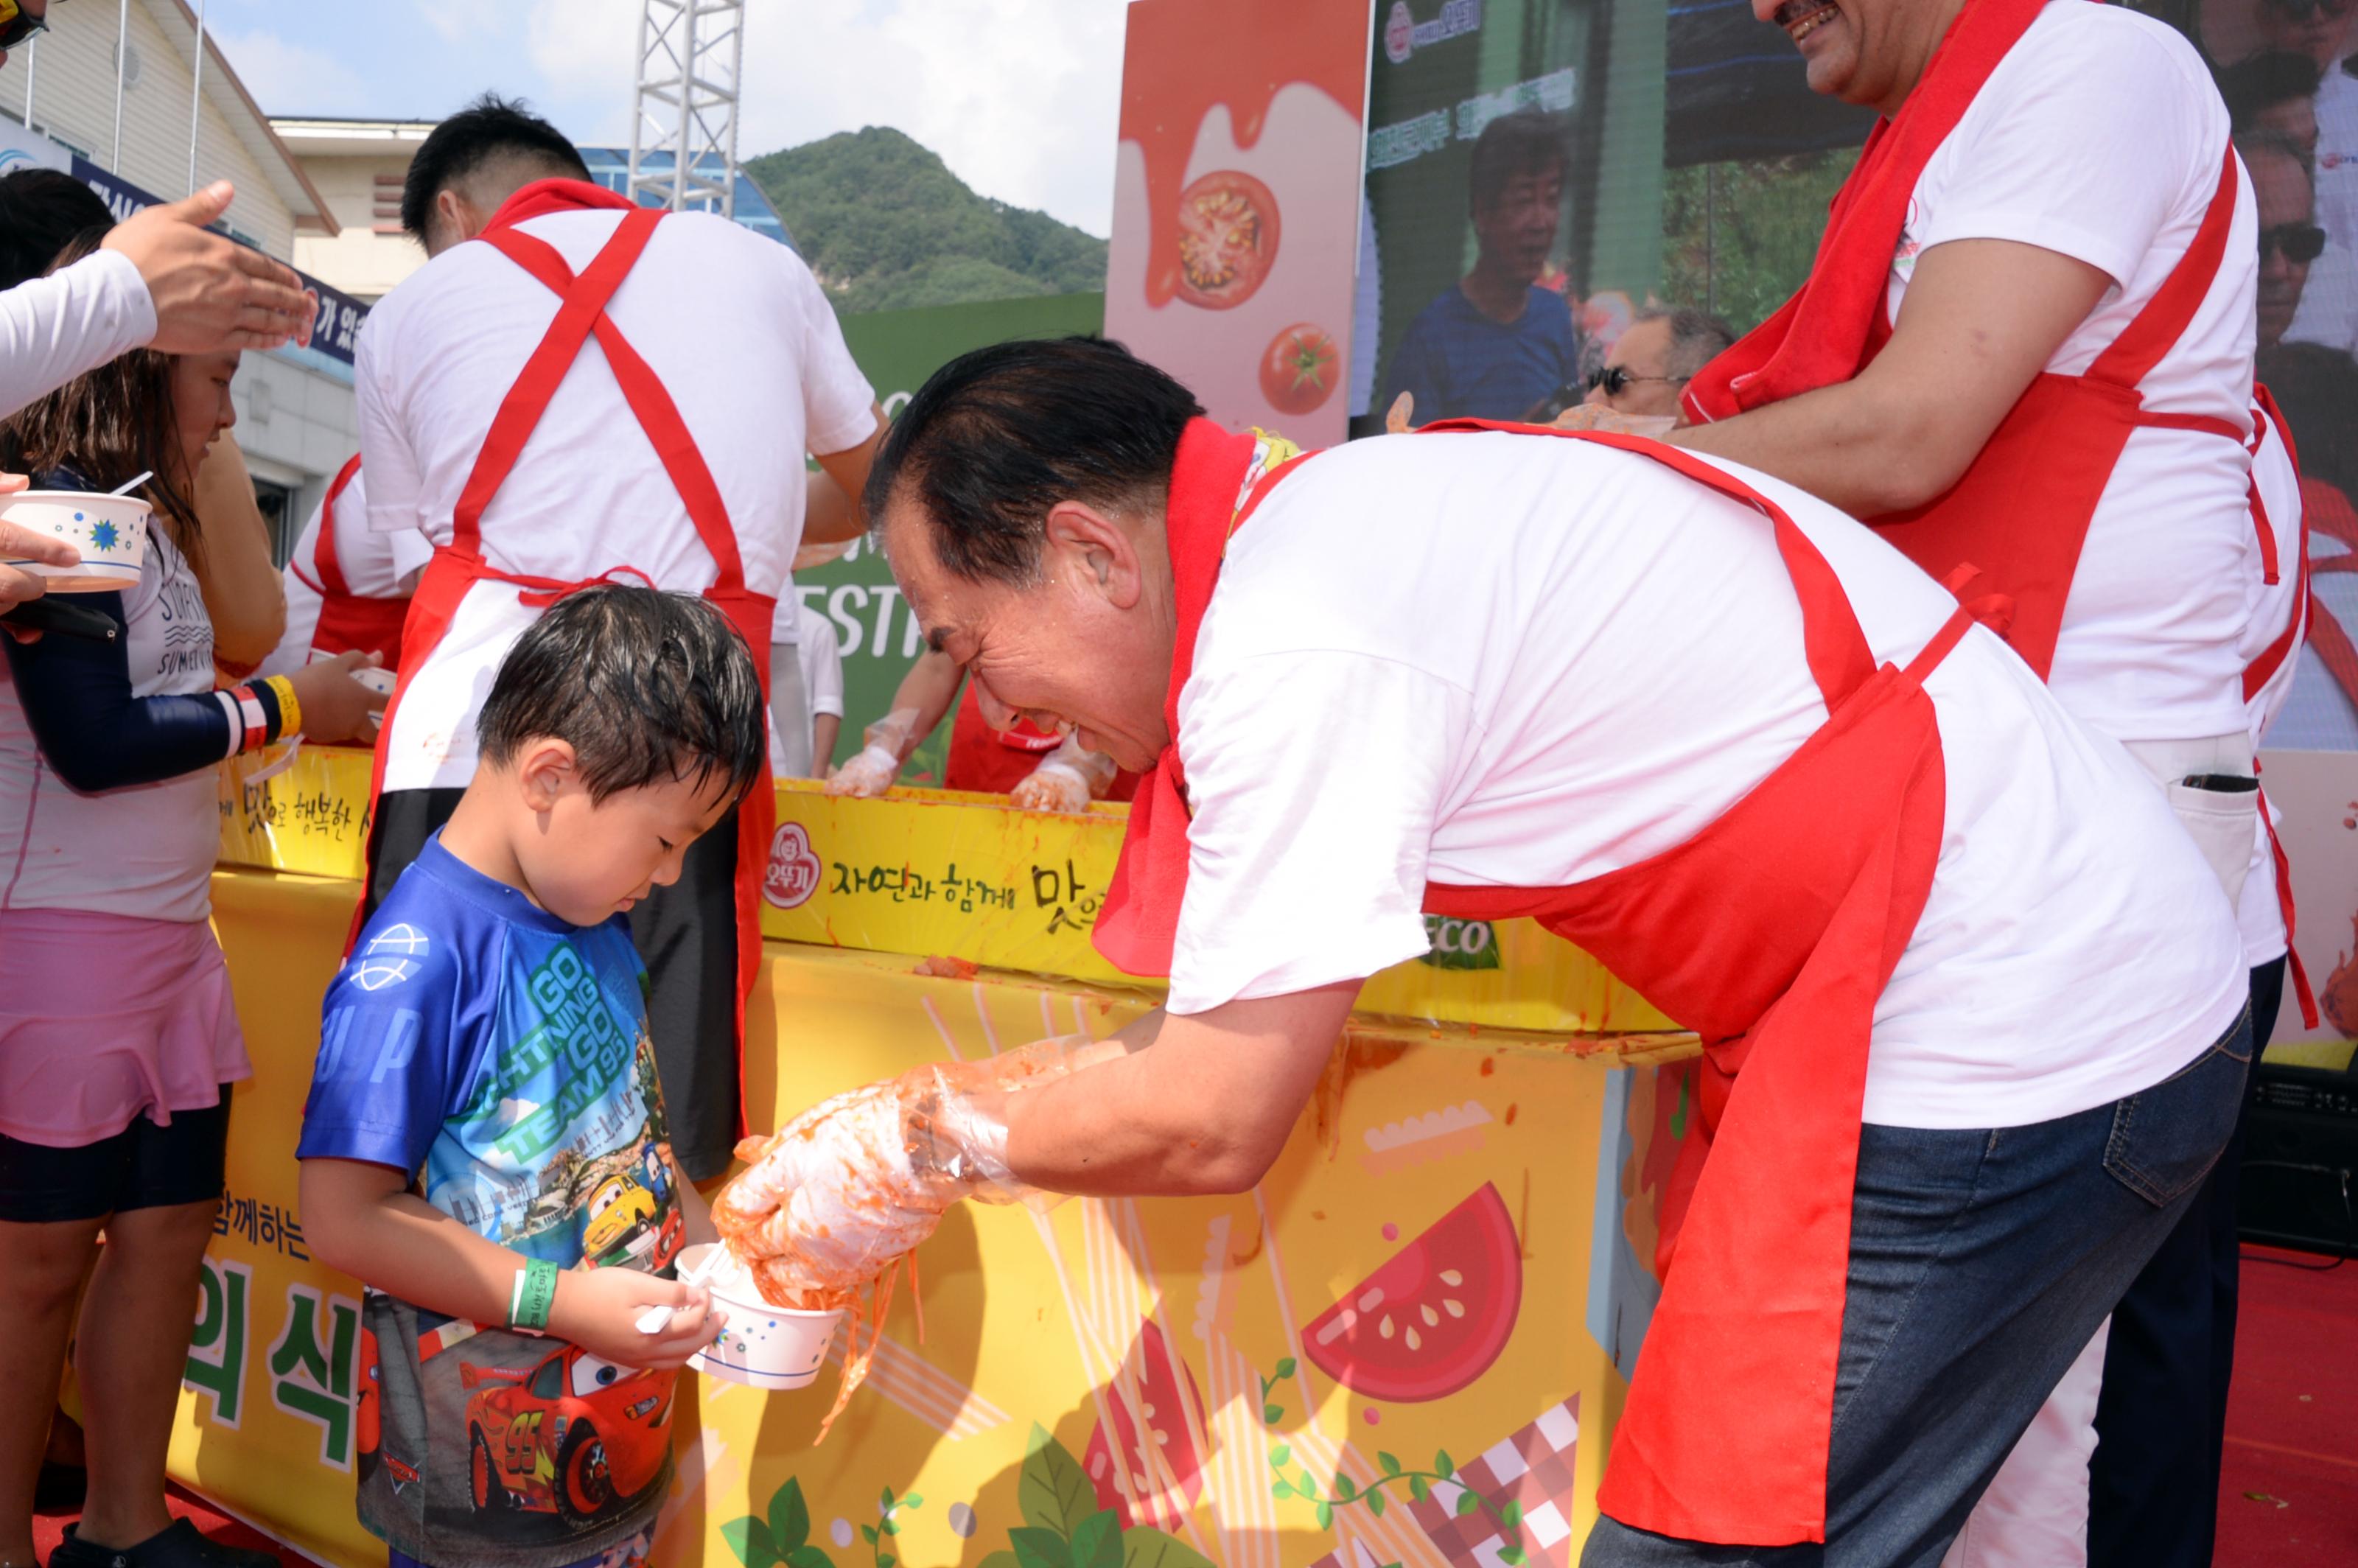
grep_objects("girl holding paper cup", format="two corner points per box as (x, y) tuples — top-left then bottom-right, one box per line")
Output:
(0, 231), (385, 1568)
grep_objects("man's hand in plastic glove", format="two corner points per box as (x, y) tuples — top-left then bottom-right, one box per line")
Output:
(1007, 732), (1117, 813)
(825, 705), (921, 797)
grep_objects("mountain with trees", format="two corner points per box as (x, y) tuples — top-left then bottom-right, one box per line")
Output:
(746, 126), (1107, 315)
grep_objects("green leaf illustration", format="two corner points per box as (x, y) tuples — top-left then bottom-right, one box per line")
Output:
(878, 1559), (895, 1568)
(1367, 1490), (1388, 1519)
(900, 1495), (924, 1510)
(1010, 1526), (1074, 1568)
(1502, 1500), (1524, 1528)
(881, 1485), (896, 1512)
(881, 1519), (900, 1536)
(861, 1526), (879, 1545)
(724, 1516), (781, 1568)
(1333, 1474), (1358, 1503)
(1409, 1476), (1430, 1504)
(1269, 1445), (1291, 1469)
(1295, 1470), (1317, 1499)
(979, 1554), (1021, 1568)
(1072, 1509), (1125, 1568)
(1272, 1478), (1294, 1499)
(1121, 1526), (1216, 1568)
(1500, 1550), (1528, 1566)
(1274, 1357), (1297, 1379)
(1435, 1449), (1455, 1479)
(787, 1548), (835, 1568)
(1378, 1452), (1402, 1476)
(1262, 1403), (1283, 1424)
(1022, 1424), (1100, 1536)
(1454, 1491), (1482, 1516)
(770, 1477), (812, 1554)
(1315, 1502), (1334, 1530)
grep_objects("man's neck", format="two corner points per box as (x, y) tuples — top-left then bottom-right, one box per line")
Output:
(1459, 261), (1533, 325)
(1872, 0), (1974, 117)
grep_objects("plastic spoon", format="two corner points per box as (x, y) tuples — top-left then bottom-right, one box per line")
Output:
(108, 471), (153, 496)
(637, 1242), (726, 1334)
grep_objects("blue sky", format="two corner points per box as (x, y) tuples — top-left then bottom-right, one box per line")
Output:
(205, 0), (1127, 235)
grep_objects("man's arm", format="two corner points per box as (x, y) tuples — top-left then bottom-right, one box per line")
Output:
(805, 405), (888, 545)
(1670, 239), (2112, 516)
(191, 441), (287, 676)
(993, 984), (1361, 1195)
(827, 645), (963, 794)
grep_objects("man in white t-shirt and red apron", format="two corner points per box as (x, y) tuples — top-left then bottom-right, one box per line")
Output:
(791, 336), (2253, 1564)
(1632, 1), (2301, 1561)
(353, 98), (883, 1180)
(258, 455), (414, 678)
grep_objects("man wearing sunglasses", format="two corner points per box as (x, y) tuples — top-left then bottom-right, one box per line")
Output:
(1582, 307), (1737, 422)
(2249, 131), (2327, 349)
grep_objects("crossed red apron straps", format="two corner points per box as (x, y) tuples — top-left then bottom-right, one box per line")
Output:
(357, 206), (777, 1105)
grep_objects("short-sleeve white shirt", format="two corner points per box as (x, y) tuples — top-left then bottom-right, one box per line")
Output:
(1167, 433), (2247, 1132)
(357, 207), (875, 789)
(1886, 1), (2260, 744)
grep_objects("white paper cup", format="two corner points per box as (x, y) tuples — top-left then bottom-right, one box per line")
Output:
(679, 1243), (842, 1392)
(0, 491), (152, 592)
(351, 666), (397, 696)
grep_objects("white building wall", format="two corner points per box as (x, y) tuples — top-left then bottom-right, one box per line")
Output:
(0, 1), (296, 258)
(290, 153), (425, 301)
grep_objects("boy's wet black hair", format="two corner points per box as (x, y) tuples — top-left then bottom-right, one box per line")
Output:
(401, 92), (589, 241)
(477, 586), (766, 804)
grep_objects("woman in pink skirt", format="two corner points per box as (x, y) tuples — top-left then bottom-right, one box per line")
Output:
(0, 228), (382, 1568)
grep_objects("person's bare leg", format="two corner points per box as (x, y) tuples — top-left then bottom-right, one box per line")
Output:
(70, 1198), (217, 1551)
(0, 1215), (105, 1568)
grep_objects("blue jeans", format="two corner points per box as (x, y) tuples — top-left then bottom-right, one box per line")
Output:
(1581, 1006), (2253, 1568)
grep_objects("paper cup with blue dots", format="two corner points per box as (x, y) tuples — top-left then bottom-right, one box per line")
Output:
(678, 1243), (844, 1391)
(1, 491), (152, 592)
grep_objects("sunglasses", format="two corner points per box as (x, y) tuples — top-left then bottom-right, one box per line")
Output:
(1586, 365), (1688, 396)
(2261, 223), (2328, 265)
(0, 1), (49, 52)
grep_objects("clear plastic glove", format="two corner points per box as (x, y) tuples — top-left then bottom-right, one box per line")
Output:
(1385, 391), (1416, 435)
(825, 706), (921, 797)
(1007, 732), (1117, 813)
(1549, 404), (1679, 437)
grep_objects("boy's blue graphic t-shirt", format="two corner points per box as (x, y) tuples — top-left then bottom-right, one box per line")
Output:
(299, 831), (685, 1568)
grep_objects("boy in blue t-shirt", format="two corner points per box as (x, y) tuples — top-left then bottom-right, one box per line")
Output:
(298, 587), (767, 1568)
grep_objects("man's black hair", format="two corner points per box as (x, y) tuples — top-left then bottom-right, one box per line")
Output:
(401, 93), (589, 240)
(0, 168), (111, 291)
(1467, 110), (1569, 218)
(863, 335), (1206, 587)
(2218, 51), (2323, 134)
(477, 586), (766, 804)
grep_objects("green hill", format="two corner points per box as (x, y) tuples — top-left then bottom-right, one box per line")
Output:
(746, 127), (1107, 315)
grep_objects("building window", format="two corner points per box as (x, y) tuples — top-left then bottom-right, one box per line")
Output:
(249, 477), (297, 567)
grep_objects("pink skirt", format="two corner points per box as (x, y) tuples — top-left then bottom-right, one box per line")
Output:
(0, 909), (252, 1147)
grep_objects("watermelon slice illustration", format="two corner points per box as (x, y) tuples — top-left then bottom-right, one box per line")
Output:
(1082, 1320), (1206, 1529)
(1304, 1181), (1522, 1402)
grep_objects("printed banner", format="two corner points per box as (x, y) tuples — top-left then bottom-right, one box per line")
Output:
(175, 869), (1696, 1567)
(1105, 0), (1374, 448)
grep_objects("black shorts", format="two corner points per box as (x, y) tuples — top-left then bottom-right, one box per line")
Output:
(370, 787), (745, 1182)
(0, 1092), (233, 1223)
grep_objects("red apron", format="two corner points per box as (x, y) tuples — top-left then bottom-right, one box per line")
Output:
(291, 452), (410, 668)
(1097, 419), (1983, 1544)
(943, 684), (1143, 802)
(358, 181), (776, 1086)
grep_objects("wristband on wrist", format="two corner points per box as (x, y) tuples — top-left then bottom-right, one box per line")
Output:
(262, 673), (301, 739)
(508, 1258), (559, 1331)
(234, 684), (267, 752)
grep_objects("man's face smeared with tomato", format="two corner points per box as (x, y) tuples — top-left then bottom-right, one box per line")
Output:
(880, 489), (1180, 776)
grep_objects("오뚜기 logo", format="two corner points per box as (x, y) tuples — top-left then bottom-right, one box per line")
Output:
(764, 823), (822, 909)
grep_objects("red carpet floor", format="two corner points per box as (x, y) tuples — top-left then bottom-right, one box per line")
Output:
(26, 1245), (2356, 1567)
(2217, 1245), (2358, 1567)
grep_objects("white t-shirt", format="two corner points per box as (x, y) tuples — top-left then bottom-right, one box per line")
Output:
(0, 530), (222, 923)
(1169, 433), (2247, 1131)
(259, 463), (421, 679)
(358, 207), (875, 790)
(2236, 409), (2307, 967)
(0, 250), (156, 424)
(797, 601), (844, 721)
(1886, 0), (2260, 745)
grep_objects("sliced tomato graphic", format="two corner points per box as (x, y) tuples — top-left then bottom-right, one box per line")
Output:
(1261, 323), (1340, 416)
(1175, 170), (1280, 311)
(1304, 1181), (1522, 1402)
(1082, 1320), (1206, 1529)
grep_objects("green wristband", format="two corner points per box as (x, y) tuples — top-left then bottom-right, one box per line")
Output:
(511, 1259), (559, 1331)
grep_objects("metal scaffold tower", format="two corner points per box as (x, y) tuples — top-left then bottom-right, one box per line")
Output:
(627, 0), (746, 217)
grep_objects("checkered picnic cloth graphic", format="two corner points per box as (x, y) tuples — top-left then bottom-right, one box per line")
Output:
(1407, 1396), (1584, 1568)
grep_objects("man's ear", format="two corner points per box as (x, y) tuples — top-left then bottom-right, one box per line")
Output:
(433, 186), (484, 248)
(1042, 499), (1146, 610)
(515, 738), (579, 815)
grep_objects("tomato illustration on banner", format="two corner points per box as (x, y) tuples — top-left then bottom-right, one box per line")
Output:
(1304, 1181), (1523, 1401)
(1261, 323), (1340, 415)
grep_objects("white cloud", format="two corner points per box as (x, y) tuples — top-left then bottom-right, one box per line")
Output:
(525, 0), (1127, 236)
(209, 27), (371, 116)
